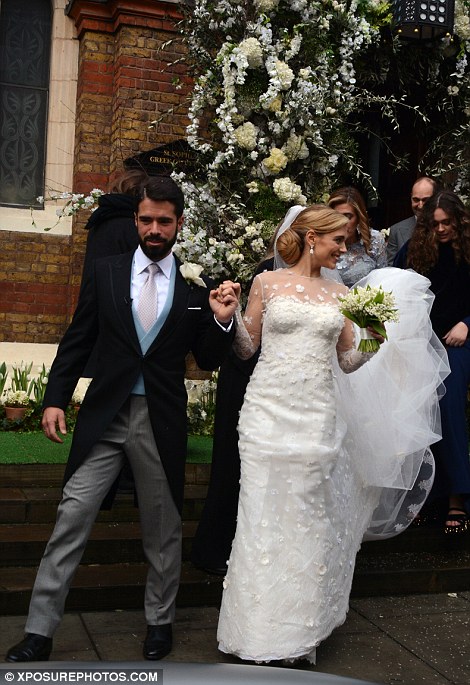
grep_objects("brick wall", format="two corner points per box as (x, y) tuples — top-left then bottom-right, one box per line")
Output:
(1, 0), (191, 342)
(0, 232), (73, 343)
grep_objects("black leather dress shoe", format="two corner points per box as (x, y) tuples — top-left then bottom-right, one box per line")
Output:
(143, 624), (172, 660)
(6, 634), (52, 662)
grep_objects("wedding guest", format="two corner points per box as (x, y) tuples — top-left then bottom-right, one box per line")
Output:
(327, 186), (386, 286)
(5, 176), (239, 663)
(217, 204), (447, 663)
(191, 255), (274, 575)
(394, 189), (470, 533)
(386, 176), (437, 265)
(81, 168), (149, 286)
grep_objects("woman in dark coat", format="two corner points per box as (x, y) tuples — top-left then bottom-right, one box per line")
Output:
(81, 169), (149, 286)
(191, 257), (274, 574)
(394, 190), (470, 533)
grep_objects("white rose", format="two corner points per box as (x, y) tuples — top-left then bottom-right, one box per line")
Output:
(262, 147), (288, 175)
(179, 262), (207, 288)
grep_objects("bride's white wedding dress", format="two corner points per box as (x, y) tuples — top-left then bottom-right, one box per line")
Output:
(217, 267), (449, 663)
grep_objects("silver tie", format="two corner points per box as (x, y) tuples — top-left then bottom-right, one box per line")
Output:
(137, 263), (159, 332)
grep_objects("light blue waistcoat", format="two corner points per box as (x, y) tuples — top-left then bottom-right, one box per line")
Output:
(131, 259), (176, 395)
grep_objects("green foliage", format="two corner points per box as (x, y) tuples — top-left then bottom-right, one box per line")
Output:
(11, 362), (34, 395)
(30, 364), (49, 407)
(0, 362), (8, 397)
(186, 377), (218, 436)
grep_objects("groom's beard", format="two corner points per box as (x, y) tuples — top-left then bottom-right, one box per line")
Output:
(140, 229), (178, 260)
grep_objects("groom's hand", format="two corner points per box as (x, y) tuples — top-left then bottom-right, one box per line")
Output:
(42, 406), (67, 443)
(209, 280), (240, 323)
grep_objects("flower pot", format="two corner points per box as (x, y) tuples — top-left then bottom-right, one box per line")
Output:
(4, 406), (28, 421)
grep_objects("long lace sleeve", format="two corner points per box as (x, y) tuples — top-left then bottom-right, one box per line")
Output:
(372, 230), (387, 269)
(233, 275), (265, 360)
(336, 317), (377, 373)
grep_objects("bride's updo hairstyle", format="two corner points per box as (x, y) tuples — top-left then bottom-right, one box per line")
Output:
(276, 204), (347, 266)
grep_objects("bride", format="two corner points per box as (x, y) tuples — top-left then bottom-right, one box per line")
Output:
(217, 204), (449, 664)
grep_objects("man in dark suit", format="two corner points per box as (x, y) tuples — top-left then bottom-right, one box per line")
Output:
(5, 176), (238, 663)
(386, 176), (436, 265)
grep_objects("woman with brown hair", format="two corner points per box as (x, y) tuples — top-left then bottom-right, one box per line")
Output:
(328, 186), (386, 286)
(395, 189), (470, 533)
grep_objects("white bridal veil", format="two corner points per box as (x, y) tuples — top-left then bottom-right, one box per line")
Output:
(272, 205), (450, 539)
(333, 267), (450, 539)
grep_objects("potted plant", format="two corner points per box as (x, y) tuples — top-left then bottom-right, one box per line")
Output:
(3, 389), (30, 421)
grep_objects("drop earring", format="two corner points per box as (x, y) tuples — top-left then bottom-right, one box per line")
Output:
(309, 243), (314, 255)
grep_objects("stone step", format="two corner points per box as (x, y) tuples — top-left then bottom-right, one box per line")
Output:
(0, 561), (223, 616)
(1, 464), (470, 609)
(0, 520), (199, 566)
(353, 550), (470, 596)
(2, 550), (470, 616)
(1, 485), (469, 557)
(0, 463), (211, 488)
(0, 485), (207, 524)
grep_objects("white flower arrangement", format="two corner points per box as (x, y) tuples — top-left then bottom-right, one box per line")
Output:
(71, 391), (84, 406)
(175, 0), (469, 286)
(179, 262), (207, 288)
(3, 389), (30, 407)
(454, 0), (470, 41)
(338, 285), (399, 353)
(32, 188), (105, 231)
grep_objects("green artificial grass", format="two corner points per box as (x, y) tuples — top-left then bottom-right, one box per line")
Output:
(0, 432), (213, 464)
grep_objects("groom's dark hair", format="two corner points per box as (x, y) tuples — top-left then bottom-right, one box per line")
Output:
(136, 175), (185, 218)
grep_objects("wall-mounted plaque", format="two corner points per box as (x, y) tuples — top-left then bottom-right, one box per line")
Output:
(124, 139), (198, 175)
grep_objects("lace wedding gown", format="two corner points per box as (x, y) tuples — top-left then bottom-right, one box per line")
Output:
(217, 267), (449, 664)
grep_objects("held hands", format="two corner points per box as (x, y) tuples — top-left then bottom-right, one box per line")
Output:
(209, 280), (241, 324)
(42, 406), (67, 443)
(443, 322), (468, 347)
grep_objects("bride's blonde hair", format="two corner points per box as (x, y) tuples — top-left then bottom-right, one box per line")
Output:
(276, 204), (347, 266)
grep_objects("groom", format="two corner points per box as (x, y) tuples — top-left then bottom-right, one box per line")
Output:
(6, 176), (238, 663)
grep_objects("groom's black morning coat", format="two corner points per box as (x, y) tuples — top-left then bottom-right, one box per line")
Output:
(43, 251), (233, 512)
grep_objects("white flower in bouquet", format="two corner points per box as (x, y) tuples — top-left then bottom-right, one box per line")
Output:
(179, 262), (207, 288)
(337, 285), (399, 353)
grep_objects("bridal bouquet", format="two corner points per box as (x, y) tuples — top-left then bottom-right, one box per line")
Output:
(338, 285), (399, 352)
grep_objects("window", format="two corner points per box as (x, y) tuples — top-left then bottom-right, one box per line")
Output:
(0, 0), (52, 208)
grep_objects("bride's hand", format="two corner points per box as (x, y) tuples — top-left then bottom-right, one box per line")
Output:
(367, 325), (385, 344)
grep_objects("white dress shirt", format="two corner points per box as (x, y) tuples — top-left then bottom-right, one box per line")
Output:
(131, 247), (174, 319)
